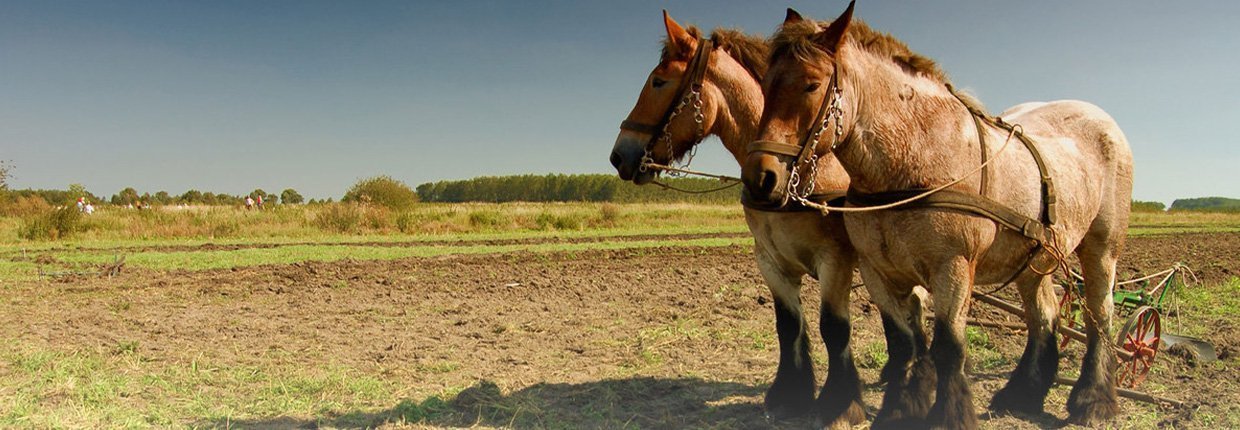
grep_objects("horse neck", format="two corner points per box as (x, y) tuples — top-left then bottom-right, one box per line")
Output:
(704, 54), (764, 167)
(835, 51), (979, 194)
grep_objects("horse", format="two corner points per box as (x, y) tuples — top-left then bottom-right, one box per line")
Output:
(609, 11), (923, 428)
(742, 3), (1132, 429)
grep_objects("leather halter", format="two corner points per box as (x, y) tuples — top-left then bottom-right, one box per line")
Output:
(746, 63), (843, 181)
(618, 38), (713, 154)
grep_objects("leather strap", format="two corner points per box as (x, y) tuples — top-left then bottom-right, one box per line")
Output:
(619, 38), (713, 145)
(846, 188), (1048, 243)
(746, 140), (802, 157)
(947, 85), (1057, 226)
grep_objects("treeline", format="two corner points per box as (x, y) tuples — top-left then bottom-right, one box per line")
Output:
(3, 186), (309, 207)
(415, 174), (740, 203)
(1170, 197), (1240, 212)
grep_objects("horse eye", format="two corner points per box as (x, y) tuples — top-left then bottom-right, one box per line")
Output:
(652, 78), (668, 89)
(804, 82), (821, 93)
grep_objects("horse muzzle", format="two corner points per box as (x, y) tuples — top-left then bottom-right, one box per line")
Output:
(742, 153), (791, 207)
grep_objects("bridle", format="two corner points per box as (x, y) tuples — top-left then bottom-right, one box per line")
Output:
(619, 38), (713, 175)
(744, 63), (844, 208)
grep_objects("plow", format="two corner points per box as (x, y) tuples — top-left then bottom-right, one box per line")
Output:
(964, 263), (1212, 408)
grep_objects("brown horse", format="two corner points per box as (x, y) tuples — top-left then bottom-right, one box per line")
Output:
(743, 3), (1132, 429)
(610, 12), (900, 427)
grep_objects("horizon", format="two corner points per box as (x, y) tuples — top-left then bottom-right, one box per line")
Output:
(3, 1), (1237, 206)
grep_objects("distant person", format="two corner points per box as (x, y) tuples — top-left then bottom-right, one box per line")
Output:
(256, 194), (264, 210)
(84, 202), (95, 214)
(245, 196), (255, 210)
(76, 197), (85, 212)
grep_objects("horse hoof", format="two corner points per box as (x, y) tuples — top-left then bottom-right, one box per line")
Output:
(1066, 400), (1119, 426)
(989, 385), (1044, 415)
(815, 400), (867, 430)
(764, 400), (812, 421)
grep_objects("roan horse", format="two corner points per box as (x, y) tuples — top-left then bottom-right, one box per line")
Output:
(743, 3), (1133, 429)
(609, 12), (913, 427)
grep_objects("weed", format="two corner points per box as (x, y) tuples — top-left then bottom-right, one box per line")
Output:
(857, 340), (888, 369)
(18, 206), (81, 240)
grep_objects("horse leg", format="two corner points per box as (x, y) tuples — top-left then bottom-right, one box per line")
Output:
(814, 253), (865, 429)
(990, 274), (1059, 415)
(879, 287), (929, 386)
(865, 266), (933, 429)
(925, 259), (979, 430)
(756, 254), (815, 420)
(1067, 234), (1121, 424)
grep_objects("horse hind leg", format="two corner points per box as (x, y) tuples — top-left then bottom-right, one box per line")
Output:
(990, 274), (1059, 415)
(1067, 232), (1121, 424)
(925, 259), (979, 430)
(814, 254), (865, 429)
(865, 267), (934, 429)
(756, 256), (815, 420)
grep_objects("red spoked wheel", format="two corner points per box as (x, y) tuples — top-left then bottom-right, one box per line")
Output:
(1116, 306), (1161, 388)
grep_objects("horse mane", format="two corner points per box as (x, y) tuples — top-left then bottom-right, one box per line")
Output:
(710, 28), (770, 81)
(662, 26), (770, 82)
(770, 18), (987, 113)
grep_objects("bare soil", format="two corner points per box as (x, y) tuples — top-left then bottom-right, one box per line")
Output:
(2, 232), (1237, 429)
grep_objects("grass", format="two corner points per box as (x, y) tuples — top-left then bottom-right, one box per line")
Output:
(0, 342), (402, 428)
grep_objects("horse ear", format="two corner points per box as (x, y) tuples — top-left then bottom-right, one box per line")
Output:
(784, 8), (804, 25)
(663, 10), (695, 59)
(814, 0), (855, 55)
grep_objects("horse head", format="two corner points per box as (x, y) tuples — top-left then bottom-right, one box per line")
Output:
(611, 11), (723, 185)
(743, 3), (854, 208)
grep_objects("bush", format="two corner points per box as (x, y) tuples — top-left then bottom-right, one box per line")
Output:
(468, 210), (505, 229)
(314, 204), (363, 233)
(343, 175), (418, 210)
(361, 205), (392, 231)
(600, 203), (621, 224)
(0, 195), (52, 217)
(19, 206), (82, 240)
(535, 212), (583, 230)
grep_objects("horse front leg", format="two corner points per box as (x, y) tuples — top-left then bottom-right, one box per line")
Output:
(926, 259), (979, 430)
(815, 251), (865, 429)
(990, 274), (1059, 415)
(756, 254), (815, 420)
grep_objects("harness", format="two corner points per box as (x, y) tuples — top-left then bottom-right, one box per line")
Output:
(745, 63), (1064, 277)
(619, 38), (713, 172)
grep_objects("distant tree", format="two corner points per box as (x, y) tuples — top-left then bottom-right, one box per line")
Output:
(116, 187), (140, 205)
(280, 188), (305, 205)
(154, 191), (171, 204)
(180, 189), (203, 204)
(68, 183), (88, 200)
(1170, 196), (1240, 212)
(343, 175), (418, 210)
(1131, 200), (1166, 212)
(0, 160), (11, 190)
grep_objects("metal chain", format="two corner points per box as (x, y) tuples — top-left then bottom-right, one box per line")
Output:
(639, 87), (704, 175)
(789, 86), (844, 205)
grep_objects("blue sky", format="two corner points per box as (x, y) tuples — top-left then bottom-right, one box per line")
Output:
(2, 1), (1236, 204)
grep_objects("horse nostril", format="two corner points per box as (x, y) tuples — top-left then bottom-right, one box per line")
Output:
(760, 170), (778, 195)
(610, 151), (624, 169)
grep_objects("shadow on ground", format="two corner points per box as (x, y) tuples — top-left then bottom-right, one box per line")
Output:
(199, 376), (790, 429)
